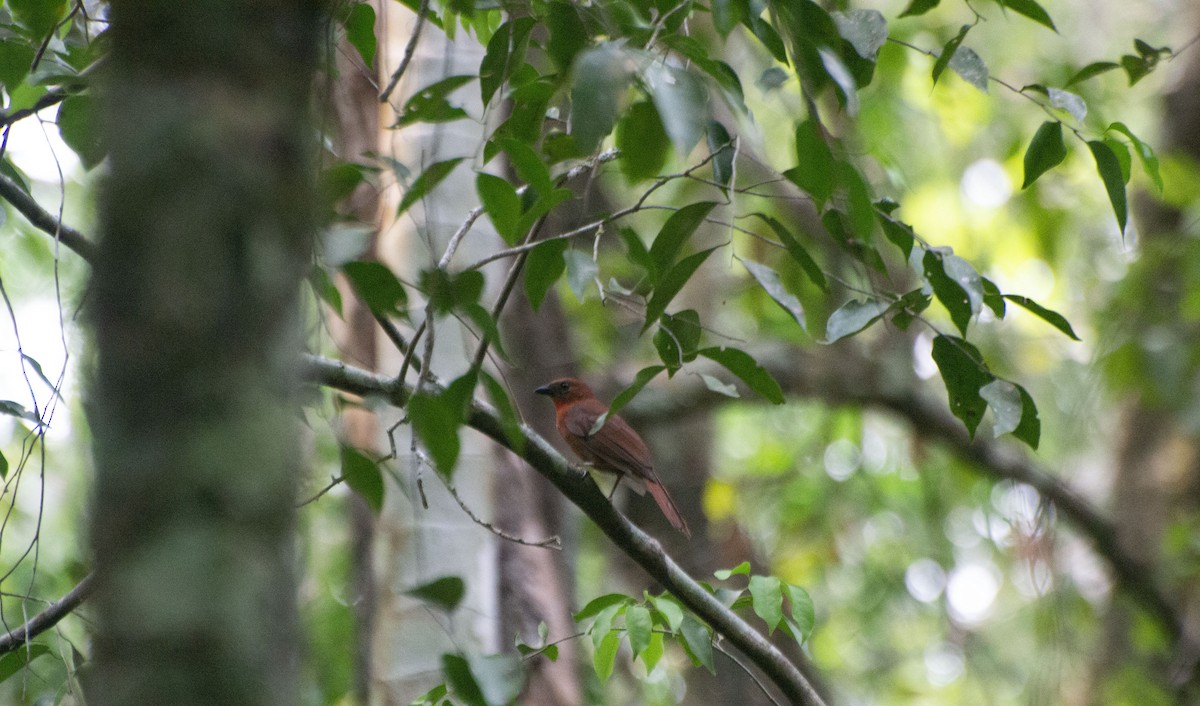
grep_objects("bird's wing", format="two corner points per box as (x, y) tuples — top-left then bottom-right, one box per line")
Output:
(584, 414), (656, 481)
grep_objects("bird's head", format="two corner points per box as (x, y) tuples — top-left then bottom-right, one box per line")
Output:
(535, 377), (595, 404)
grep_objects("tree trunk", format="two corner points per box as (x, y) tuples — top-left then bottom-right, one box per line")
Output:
(87, 2), (322, 703)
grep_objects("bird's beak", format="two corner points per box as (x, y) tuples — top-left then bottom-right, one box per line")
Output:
(534, 384), (553, 396)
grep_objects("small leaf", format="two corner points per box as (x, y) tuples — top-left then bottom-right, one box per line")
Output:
(394, 74), (474, 127)
(0, 400), (38, 423)
(571, 44), (634, 153)
(785, 584), (815, 644)
(643, 247), (719, 332)
(574, 593), (632, 622)
(616, 101), (670, 183)
(563, 249), (598, 301)
(649, 202), (718, 280)
(0, 643), (50, 684)
(625, 605), (652, 659)
(467, 653), (525, 706)
(341, 447), (384, 513)
(876, 208), (915, 258)
(739, 257), (806, 331)
(679, 615), (715, 674)
(650, 595), (685, 632)
(1066, 61), (1120, 86)
(1021, 121), (1067, 189)
(707, 120), (735, 190)
(980, 379), (1021, 438)
(786, 118), (835, 207)
(701, 374), (739, 398)
(948, 46), (989, 92)
(410, 373), (477, 478)
(1003, 294), (1080, 340)
(899, 0), (940, 17)
(398, 158), (464, 216)
(698, 347), (784, 404)
(1013, 383), (1041, 448)
(342, 260), (408, 318)
(593, 630), (620, 682)
(981, 277), (1006, 318)
(818, 47), (859, 115)
(56, 94), (105, 169)
(1048, 87), (1086, 122)
(642, 631), (665, 671)
(1088, 140), (1128, 232)
(923, 249), (983, 336)
(931, 335), (992, 438)
(344, 3), (377, 66)
(406, 576), (466, 612)
(999, 0), (1056, 31)
(603, 365), (667, 426)
(546, 1), (587, 71)
(832, 9), (888, 60)
(409, 683), (448, 706)
(712, 0), (748, 35)
(442, 653), (486, 706)
(749, 575), (784, 634)
(932, 25), (970, 88)
(653, 309), (702, 371)
(498, 137), (554, 195)
(480, 17), (535, 106)
(750, 214), (827, 290)
(644, 62), (710, 155)
(0, 451), (7, 480)
(1108, 121), (1163, 193)
(476, 173), (521, 243)
(714, 561), (751, 580)
(481, 371), (524, 454)
(524, 239), (568, 311)
(824, 298), (889, 343)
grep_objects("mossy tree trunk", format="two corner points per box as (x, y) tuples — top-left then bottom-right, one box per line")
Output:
(87, 2), (324, 703)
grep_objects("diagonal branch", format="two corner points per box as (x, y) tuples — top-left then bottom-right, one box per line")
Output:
(304, 355), (829, 706)
(0, 172), (96, 262)
(0, 573), (94, 656)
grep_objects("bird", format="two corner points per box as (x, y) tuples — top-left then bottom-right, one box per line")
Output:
(535, 377), (691, 537)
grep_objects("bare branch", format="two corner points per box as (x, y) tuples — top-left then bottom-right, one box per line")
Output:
(0, 172), (96, 262)
(0, 573), (94, 656)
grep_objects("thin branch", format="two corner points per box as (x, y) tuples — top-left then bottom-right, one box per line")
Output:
(713, 637), (785, 706)
(380, 0), (431, 104)
(0, 573), (94, 656)
(432, 463), (562, 550)
(0, 172), (96, 262)
(297, 474), (344, 507)
(304, 355), (830, 706)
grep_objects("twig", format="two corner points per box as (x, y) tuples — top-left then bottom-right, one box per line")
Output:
(297, 474), (345, 507)
(380, 0), (431, 104)
(713, 637), (785, 706)
(0, 573), (94, 656)
(0, 172), (96, 262)
(433, 467), (562, 550)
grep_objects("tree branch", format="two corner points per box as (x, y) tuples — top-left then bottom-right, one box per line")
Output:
(303, 355), (829, 706)
(0, 573), (94, 656)
(0, 172), (96, 262)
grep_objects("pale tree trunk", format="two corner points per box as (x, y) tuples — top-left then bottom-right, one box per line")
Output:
(1091, 7), (1200, 703)
(87, 1), (321, 704)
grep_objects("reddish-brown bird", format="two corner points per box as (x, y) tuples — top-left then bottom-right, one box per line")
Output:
(536, 378), (690, 537)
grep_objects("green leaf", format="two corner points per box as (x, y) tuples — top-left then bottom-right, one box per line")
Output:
(524, 239), (568, 311)
(787, 118), (835, 207)
(749, 575), (784, 634)
(462, 303), (512, 364)
(1013, 383), (1041, 448)
(642, 631), (665, 672)
(714, 561), (751, 580)
(650, 595), (685, 632)
(409, 683), (448, 706)
(876, 207), (915, 258)
(980, 379), (1040, 448)
(626, 605), (652, 659)
(999, 0), (1056, 31)
(56, 94), (105, 169)
(1108, 122), (1163, 193)
(712, 0), (748, 35)
(679, 615), (715, 674)
(707, 120), (735, 190)
(981, 277), (1006, 318)
(575, 593), (632, 622)
(899, 0), (939, 17)
(698, 347), (784, 404)
(1003, 294), (1080, 340)
(923, 249), (982, 336)
(571, 44), (634, 153)
(947, 45), (989, 92)
(593, 630), (620, 682)
(1066, 61), (1120, 86)
(701, 374), (739, 398)
(838, 162), (877, 239)
(406, 576), (466, 612)
(832, 9), (888, 60)
(750, 214), (827, 291)
(342, 260), (408, 318)
(344, 3), (377, 66)
(0, 400), (39, 423)
(644, 62), (710, 155)
(0, 643), (50, 684)
(410, 373), (476, 478)
(931, 335), (992, 438)
(546, 1), (588, 71)
(498, 137), (553, 195)
(514, 187), (572, 238)
(785, 584), (815, 643)
(818, 47), (859, 114)
(398, 158), (464, 216)
(0, 451), (7, 480)
(601, 366), (667, 432)
(1021, 121), (1067, 189)
(616, 101), (670, 182)
(422, 268), (484, 313)
(654, 309), (702, 371)
(643, 247), (719, 331)
(394, 75), (474, 127)
(564, 250), (598, 300)
(932, 25), (970, 87)
(480, 17), (535, 106)
(738, 257), (806, 331)
(340, 447), (384, 513)
(1088, 140), (1128, 233)
(10, 0), (66, 38)
(442, 653), (486, 706)
(476, 173), (521, 243)
(0, 40), (35, 91)
(1048, 87), (1086, 122)
(649, 202), (718, 280)
(824, 298), (888, 343)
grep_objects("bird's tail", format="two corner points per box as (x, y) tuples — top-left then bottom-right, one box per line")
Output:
(646, 480), (691, 538)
